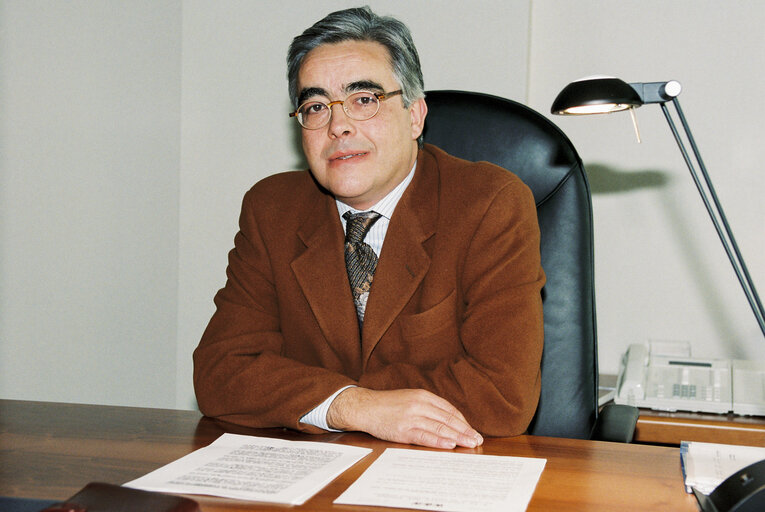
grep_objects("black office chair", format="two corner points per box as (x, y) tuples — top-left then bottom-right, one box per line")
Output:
(423, 90), (637, 441)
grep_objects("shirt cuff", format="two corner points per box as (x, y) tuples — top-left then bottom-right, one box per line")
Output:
(299, 385), (356, 432)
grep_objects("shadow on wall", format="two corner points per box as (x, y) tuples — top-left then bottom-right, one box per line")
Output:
(583, 163), (747, 353)
(583, 164), (669, 195)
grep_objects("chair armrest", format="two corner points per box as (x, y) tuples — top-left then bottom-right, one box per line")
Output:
(591, 404), (639, 443)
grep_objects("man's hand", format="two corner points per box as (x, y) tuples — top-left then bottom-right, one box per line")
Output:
(326, 387), (483, 449)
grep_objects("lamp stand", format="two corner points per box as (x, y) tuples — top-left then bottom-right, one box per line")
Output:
(659, 96), (765, 337)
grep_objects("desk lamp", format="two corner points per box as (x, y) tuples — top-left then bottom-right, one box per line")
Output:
(551, 77), (765, 338)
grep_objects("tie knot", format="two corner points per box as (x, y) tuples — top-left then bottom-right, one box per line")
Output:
(343, 211), (381, 245)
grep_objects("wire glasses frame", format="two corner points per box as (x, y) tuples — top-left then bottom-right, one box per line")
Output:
(289, 90), (403, 129)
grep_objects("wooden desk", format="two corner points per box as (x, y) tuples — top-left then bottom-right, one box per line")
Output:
(635, 409), (765, 446)
(0, 399), (697, 511)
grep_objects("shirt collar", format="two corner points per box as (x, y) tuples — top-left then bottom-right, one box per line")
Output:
(336, 162), (416, 220)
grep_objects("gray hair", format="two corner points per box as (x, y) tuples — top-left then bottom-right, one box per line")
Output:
(287, 6), (425, 110)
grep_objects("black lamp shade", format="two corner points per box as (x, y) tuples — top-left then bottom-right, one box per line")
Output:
(551, 77), (643, 115)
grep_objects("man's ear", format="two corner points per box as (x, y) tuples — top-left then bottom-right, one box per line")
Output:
(409, 97), (428, 141)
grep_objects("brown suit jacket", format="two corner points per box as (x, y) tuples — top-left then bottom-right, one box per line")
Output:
(193, 144), (544, 437)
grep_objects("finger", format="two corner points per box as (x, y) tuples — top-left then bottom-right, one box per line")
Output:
(409, 426), (458, 449)
(416, 398), (482, 447)
(441, 413), (483, 447)
(435, 420), (483, 448)
(407, 392), (469, 430)
(412, 415), (481, 449)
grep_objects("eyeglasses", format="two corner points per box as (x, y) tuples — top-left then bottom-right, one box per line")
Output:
(289, 90), (403, 130)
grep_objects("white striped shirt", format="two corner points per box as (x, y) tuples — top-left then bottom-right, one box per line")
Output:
(335, 164), (416, 257)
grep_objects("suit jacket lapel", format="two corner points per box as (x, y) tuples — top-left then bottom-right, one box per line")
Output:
(361, 150), (438, 365)
(292, 193), (363, 375)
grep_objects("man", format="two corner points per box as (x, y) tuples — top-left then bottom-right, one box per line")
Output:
(193, 7), (544, 450)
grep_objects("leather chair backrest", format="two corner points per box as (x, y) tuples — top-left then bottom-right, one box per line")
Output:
(423, 90), (598, 438)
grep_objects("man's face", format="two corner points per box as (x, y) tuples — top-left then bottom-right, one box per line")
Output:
(296, 40), (427, 210)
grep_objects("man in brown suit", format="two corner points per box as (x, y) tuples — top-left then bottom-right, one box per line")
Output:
(193, 7), (544, 450)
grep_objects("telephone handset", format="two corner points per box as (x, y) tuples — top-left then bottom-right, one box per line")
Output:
(616, 344), (648, 402)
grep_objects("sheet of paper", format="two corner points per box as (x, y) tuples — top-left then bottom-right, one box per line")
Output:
(124, 433), (371, 505)
(682, 441), (765, 495)
(334, 448), (546, 512)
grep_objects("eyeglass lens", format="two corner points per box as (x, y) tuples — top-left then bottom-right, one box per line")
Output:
(298, 92), (380, 129)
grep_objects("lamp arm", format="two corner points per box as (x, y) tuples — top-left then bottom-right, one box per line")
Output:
(660, 98), (765, 337)
(629, 81), (682, 104)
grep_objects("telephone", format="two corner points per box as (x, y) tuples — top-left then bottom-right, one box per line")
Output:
(614, 342), (765, 416)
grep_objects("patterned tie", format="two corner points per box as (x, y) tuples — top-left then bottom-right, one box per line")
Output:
(343, 211), (381, 327)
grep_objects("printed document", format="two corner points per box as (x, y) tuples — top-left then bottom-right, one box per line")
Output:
(124, 433), (371, 505)
(681, 440), (765, 494)
(335, 448), (546, 512)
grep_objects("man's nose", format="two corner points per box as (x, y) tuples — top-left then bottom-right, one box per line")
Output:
(327, 102), (354, 138)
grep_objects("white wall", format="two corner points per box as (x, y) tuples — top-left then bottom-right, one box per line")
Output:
(1, 0), (762, 409)
(0, 1), (181, 407)
(528, 0), (765, 373)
